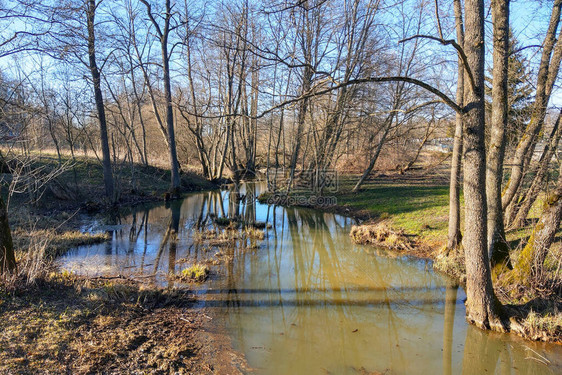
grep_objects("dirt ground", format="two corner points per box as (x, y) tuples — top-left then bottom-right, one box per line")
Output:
(0, 275), (250, 374)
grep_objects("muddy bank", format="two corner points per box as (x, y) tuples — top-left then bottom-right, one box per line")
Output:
(0, 275), (249, 374)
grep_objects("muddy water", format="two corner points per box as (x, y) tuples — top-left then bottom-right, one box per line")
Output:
(60, 184), (562, 375)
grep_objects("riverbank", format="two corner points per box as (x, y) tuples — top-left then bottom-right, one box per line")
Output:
(257, 156), (561, 343)
(308, 171), (562, 343)
(0, 274), (248, 374)
(5, 151), (219, 255)
(2, 148), (561, 371)
(1, 153), (252, 373)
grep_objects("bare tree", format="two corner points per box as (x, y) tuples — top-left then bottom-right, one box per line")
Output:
(509, 110), (562, 229)
(487, 0), (510, 268)
(139, 0), (182, 192)
(501, 0), (562, 211)
(86, 0), (115, 200)
(447, 0), (464, 252)
(462, 0), (504, 330)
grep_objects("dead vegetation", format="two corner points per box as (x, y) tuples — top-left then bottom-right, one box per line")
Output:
(349, 221), (433, 257)
(12, 229), (109, 258)
(434, 250), (467, 284)
(0, 273), (248, 374)
(194, 225), (265, 250)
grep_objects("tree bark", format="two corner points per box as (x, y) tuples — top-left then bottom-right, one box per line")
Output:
(447, 0), (465, 252)
(161, 2), (181, 191)
(462, 0), (505, 331)
(87, 0), (114, 200)
(139, 0), (181, 192)
(487, 0), (510, 268)
(0, 195), (16, 274)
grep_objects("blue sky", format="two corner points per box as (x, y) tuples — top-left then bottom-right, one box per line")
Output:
(0, 0), (560, 106)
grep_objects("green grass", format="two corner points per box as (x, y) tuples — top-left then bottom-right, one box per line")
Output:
(334, 176), (454, 244)
(332, 175), (553, 249)
(179, 264), (209, 282)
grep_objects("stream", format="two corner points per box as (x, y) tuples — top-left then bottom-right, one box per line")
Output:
(59, 183), (562, 375)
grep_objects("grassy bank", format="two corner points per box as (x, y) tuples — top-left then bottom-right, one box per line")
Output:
(2, 150), (216, 214)
(3, 150), (218, 258)
(334, 175), (453, 247)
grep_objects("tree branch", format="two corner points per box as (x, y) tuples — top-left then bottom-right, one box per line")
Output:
(177, 75), (462, 120)
(399, 34), (476, 93)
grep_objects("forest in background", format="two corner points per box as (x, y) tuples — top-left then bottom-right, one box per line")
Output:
(0, 0), (561, 340)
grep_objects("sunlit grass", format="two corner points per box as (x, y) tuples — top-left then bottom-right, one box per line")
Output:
(335, 176), (456, 245)
(179, 264), (209, 282)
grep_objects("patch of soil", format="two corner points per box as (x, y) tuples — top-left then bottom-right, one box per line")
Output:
(0, 276), (249, 374)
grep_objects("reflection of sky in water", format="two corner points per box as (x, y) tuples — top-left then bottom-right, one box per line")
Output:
(59, 183), (562, 375)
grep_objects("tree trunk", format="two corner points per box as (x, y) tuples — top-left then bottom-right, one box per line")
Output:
(462, 0), (505, 331)
(287, 2), (314, 191)
(487, 0), (510, 268)
(162, 53), (181, 191)
(510, 110), (562, 229)
(139, 0), (181, 192)
(513, 163), (562, 283)
(352, 111), (394, 192)
(0, 195), (16, 274)
(447, 0), (465, 252)
(87, 0), (114, 200)
(501, 0), (562, 210)
(161, 17), (181, 191)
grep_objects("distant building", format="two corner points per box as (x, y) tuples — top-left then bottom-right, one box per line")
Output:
(423, 137), (453, 153)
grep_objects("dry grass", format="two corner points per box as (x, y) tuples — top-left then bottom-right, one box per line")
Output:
(521, 309), (562, 342)
(350, 222), (415, 251)
(0, 273), (236, 374)
(193, 226), (265, 249)
(12, 229), (109, 258)
(434, 251), (466, 284)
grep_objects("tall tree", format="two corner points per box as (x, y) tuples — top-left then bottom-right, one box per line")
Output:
(286, 0), (317, 190)
(139, 0), (181, 192)
(486, 0), (510, 268)
(447, 0), (464, 252)
(462, 0), (504, 330)
(501, 0), (562, 211)
(86, 0), (114, 200)
(509, 110), (562, 228)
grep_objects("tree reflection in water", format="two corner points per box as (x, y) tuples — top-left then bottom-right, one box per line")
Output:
(58, 182), (562, 375)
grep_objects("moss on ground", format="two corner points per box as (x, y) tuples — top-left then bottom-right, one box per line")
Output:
(178, 264), (210, 282)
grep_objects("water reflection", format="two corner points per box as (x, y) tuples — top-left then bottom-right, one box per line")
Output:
(60, 183), (562, 374)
